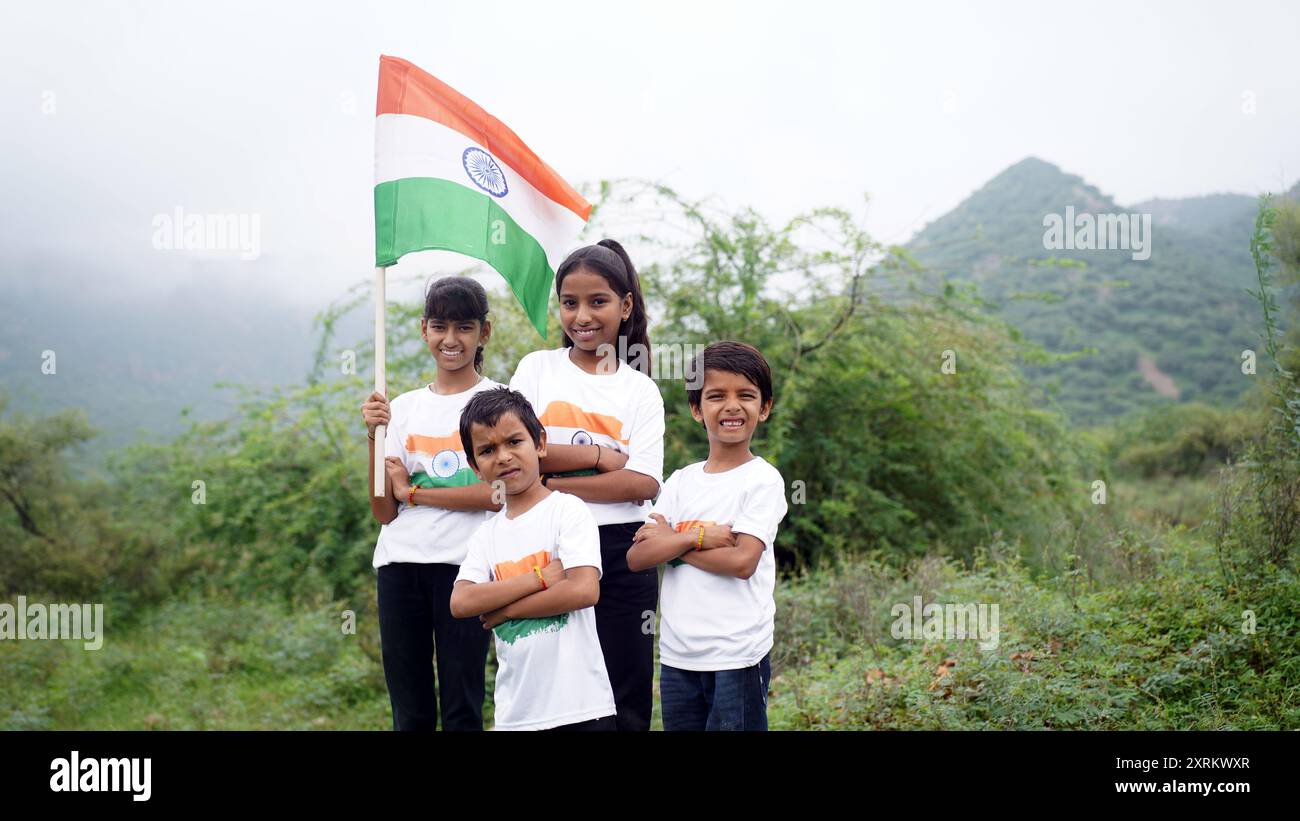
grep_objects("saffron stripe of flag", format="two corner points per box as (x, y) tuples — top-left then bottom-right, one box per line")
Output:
(374, 55), (591, 338)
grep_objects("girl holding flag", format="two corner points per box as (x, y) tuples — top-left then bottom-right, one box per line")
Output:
(361, 276), (503, 731)
(509, 239), (665, 731)
(370, 56), (654, 726)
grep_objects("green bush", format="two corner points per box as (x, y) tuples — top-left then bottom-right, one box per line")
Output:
(1106, 402), (1260, 478)
(619, 184), (1092, 568)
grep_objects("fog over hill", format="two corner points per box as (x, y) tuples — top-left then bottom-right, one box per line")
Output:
(3, 158), (1295, 455)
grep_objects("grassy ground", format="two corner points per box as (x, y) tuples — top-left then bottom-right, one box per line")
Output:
(3, 476), (1295, 730)
(2, 598), (391, 730)
(768, 530), (1298, 729)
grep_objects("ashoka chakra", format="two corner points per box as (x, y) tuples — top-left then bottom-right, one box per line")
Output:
(432, 449), (460, 478)
(462, 147), (508, 197)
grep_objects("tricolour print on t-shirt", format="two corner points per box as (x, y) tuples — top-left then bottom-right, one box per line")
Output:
(538, 400), (630, 447)
(405, 432), (478, 488)
(491, 549), (568, 644)
(537, 400), (630, 479)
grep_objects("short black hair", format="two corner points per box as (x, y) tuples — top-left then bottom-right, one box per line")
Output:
(458, 387), (544, 469)
(686, 341), (774, 410)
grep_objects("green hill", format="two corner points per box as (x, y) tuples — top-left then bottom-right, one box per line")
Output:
(906, 157), (1277, 424)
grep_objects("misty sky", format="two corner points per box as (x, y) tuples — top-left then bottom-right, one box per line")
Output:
(2, 0), (1298, 309)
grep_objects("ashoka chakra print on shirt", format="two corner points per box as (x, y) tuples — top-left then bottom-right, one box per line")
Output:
(462, 147), (509, 197)
(432, 449), (460, 478)
(571, 430), (593, 446)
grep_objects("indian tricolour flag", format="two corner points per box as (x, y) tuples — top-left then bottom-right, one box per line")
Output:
(374, 55), (591, 338)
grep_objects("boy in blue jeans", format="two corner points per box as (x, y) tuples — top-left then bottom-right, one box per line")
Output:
(627, 341), (788, 730)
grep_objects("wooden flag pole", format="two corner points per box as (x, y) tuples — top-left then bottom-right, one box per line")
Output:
(373, 265), (388, 498)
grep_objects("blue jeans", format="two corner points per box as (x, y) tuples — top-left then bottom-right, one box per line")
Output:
(660, 653), (771, 731)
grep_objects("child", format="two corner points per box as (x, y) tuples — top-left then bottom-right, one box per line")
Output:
(508, 239), (664, 731)
(450, 387), (616, 731)
(626, 341), (788, 731)
(360, 276), (503, 731)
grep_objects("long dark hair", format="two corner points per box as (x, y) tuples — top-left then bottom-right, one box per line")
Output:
(554, 238), (651, 377)
(424, 276), (490, 373)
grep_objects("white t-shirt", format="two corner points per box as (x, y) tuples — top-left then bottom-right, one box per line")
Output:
(371, 377), (503, 568)
(649, 456), (789, 671)
(455, 490), (616, 730)
(509, 348), (664, 526)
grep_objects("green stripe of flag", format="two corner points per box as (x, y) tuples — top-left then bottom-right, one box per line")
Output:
(375, 177), (552, 338)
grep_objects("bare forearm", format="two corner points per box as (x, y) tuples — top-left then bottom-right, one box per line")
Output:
(500, 577), (599, 619)
(549, 470), (658, 504)
(411, 482), (502, 512)
(369, 438), (399, 524)
(450, 575), (539, 617)
(539, 444), (629, 474)
(538, 444), (600, 474)
(681, 548), (753, 579)
(627, 531), (694, 571)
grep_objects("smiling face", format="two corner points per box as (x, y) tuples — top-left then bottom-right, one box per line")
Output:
(691, 368), (771, 446)
(558, 267), (632, 355)
(421, 317), (490, 373)
(467, 410), (547, 496)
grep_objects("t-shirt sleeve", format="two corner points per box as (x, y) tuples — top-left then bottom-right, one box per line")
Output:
(508, 351), (541, 411)
(383, 397), (409, 469)
(732, 467), (789, 551)
(622, 379), (665, 487)
(647, 469), (679, 525)
(555, 494), (602, 578)
(454, 521), (493, 584)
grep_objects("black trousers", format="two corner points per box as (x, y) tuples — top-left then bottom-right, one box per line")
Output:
(541, 714), (617, 732)
(593, 521), (659, 732)
(377, 562), (490, 731)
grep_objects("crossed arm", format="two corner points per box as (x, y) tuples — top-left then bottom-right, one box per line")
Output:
(449, 562), (601, 629)
(540, 444), (660, 505)
(404, 482), (501, 511)
(680, 535), (764, 579)
(626, 514), (765, 579)
(372, 456), (502, 525)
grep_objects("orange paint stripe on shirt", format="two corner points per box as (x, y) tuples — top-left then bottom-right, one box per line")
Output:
(406, 433), (465, 456)
(673, 520), (716, 533)
(376, 55), (592, 222)
(493, 549), (552, 581)
(538, 400), (630, 445)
